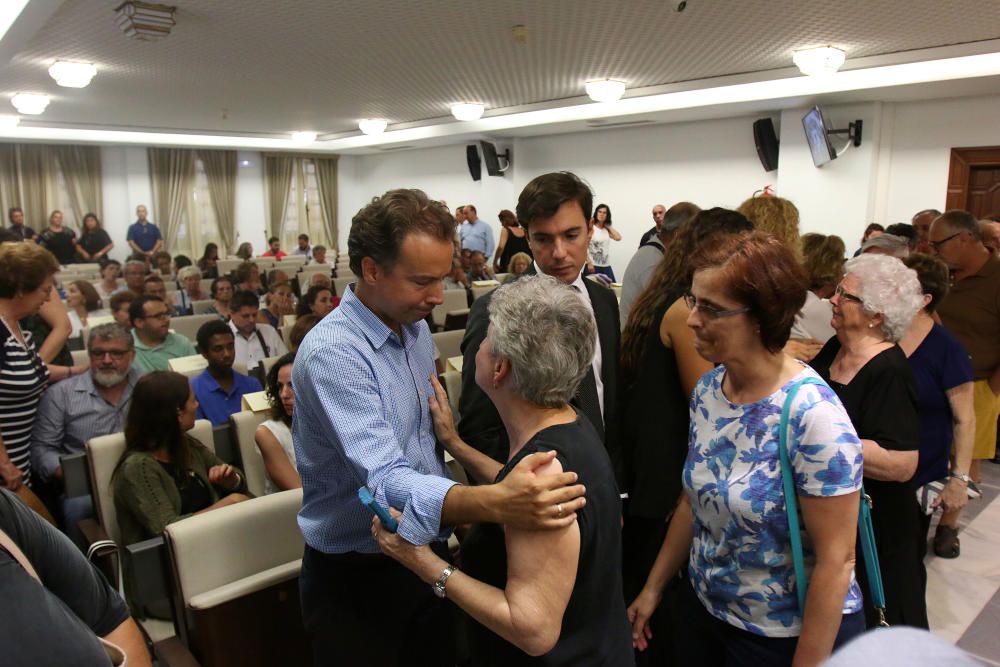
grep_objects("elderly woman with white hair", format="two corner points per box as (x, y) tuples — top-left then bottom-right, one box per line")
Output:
(810, 253), (926, 629)
(374, 274), (633, 665)
(175, 265), (205, 315)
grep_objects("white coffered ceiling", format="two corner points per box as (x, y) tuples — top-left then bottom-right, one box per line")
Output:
(1, 0), (1000, 153)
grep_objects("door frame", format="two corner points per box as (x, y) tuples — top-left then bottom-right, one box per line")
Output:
(947, 146), (1000, 211)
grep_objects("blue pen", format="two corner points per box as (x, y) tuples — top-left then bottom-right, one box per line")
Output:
(358, 487), (398, 533)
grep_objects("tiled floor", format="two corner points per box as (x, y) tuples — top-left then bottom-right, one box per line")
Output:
(928, 461), (1000, 664)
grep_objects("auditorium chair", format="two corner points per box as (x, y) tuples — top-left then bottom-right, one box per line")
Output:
(431, 289), (469, 331)
(169, 314), (220, 343)
(432, 328), (464, 363)
(229, 410), (269, 497)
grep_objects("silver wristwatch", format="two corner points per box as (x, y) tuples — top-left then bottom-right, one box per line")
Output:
(949, 472), (973, 484)
(432, 565), (456, 598)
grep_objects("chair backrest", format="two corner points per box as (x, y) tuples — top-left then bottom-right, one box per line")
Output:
(71, 349), (90, 367)
(278, 255), (307, 268)
(165, 489), (304, 607)
(230, 410), (269, 497)
(216, 258), (243, 276)
(495, 273), (510, 283)
(191, 299), (216, 315)
(440, 370), (462, 419)
(170, 314), (219, 344)
(333, 276), (353, 298)
(280, 323), (295, 344)
(432, 329), (465, 361)
(87, 419), (215, 545)
(471, 282), (499, 302)
(432, 290), (469, 328)
(260, 355), (282, 377)
(198, 279), (214, 295)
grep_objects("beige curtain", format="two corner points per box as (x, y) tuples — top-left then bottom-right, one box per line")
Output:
(312, 156), (339, 252)
(197, 149), (237, 253)
(52, 145), (102, 222)
(147, 148), (195, 251)
(0, 144), (17, 216)
(16, 145), (57, 231)
(264, 155), (294, 241)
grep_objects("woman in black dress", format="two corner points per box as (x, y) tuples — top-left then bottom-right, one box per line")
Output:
(74, 212), (114, 265)
(494, 209), (531, 273)
(375, 275), (633, 666)
(810, 253), (926, 628)
(38, 210), (77, 266)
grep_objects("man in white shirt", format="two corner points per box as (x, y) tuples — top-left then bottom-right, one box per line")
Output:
(228, 290), (288, 371)
(293, 233), (313, 259)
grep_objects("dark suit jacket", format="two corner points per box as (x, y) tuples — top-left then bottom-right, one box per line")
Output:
(456, 269), (623, 487)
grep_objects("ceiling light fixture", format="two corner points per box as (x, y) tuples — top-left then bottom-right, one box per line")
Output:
(0, 116), (20, 130)
(48, 61), (98, 88)
(358, 118), (388, 135)
(291, 131), (317, 143)
(793, 46), (846, 76)
(585, 79), (627, 103)
(451, 103), (485, 121)
(114, 1), (177, 41)
(11, 93), (50, 115)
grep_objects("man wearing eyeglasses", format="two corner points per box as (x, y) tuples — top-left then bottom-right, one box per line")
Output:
(31, 323), (141, 545)
(128, 295), (197, 373)
(932, 210), (1000, 472)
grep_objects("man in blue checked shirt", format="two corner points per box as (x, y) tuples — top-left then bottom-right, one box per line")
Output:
(294, 188), (586, 666)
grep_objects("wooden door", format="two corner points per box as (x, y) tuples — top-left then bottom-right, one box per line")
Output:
(947, 147), (1000, 217)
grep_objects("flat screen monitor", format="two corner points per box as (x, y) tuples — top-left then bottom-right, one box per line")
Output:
(802, 106), (837, 167)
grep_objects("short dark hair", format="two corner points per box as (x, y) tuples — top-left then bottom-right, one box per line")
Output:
(268, 236), (279, 244)
(661, 202), (700, 234)
(196, 319), (234, 351)
(110, 290), (137, 313)
(230, 289), (260, 311)
(129, 295), (164, 326)
(210, 276), (233, 298)
(143, 275), (164, 288)
(902, 253), (950, 313)
(913, 208), (942, 220)
(885, 223), (918, 250)
(265, 352), (296, 425)
(936, 209), (982, 241)
(298, 234), (309, 242)
(232, 262), (257, 284)
(313, 244), (326, 254)
(8, 206), (22, 221)
(348, 188), (456, 277)
(515, 172), (593, 231)
(174, 255), (192, 270)
(689, 231), (808, 353)
(863, 223), (884, 239)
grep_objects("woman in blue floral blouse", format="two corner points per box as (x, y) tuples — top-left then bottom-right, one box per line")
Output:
(628, 232), (866, 666)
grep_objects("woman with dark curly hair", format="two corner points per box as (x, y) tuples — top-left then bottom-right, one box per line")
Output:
(296, 284), (338, 319)
(255, 352), (300, 494)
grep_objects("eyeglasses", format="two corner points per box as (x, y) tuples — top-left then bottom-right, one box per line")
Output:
(833, 284), (864, 304)
(89, 349), (131, 360)
(929, 231), (962, 249)
(683, 293), (751, 320)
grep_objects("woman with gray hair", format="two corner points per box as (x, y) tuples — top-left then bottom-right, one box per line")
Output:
(374, 274), (633, 665)
(810, 253), (927, 628)
(175, 265), (205, 315)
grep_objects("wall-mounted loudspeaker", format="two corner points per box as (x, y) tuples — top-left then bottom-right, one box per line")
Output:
(466, 145), (482, 181)
(753, 118), (780, 172)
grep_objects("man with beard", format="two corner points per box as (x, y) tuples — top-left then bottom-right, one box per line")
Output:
(31, 323), (141, 543)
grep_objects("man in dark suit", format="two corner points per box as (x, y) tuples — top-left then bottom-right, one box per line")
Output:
(458, 172), (623, 487)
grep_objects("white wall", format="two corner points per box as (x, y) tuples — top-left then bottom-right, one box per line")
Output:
(234, 151), (267, 255)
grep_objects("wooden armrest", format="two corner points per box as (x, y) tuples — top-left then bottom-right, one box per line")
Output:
(154, 636), (201, 667)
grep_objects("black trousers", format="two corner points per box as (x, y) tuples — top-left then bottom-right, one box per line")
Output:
(300, 543), (455, 667)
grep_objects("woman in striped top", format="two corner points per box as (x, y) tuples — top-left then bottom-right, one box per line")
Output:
(0, 242), (76, 490)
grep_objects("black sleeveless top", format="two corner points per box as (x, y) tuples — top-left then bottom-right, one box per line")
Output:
(460, 414), (634, 666)
(498, 230), (531, 272)
(620, 296), (690, 519)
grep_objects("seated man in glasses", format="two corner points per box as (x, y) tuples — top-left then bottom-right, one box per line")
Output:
(31, 323), (142, 546)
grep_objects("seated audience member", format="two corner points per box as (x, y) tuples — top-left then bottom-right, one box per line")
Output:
(502, 252), (532, 284)
(228, 290), (288, 371)
(460, 247), (473, 272)
(232, 261), (264, 295)
(175, 266), (206, 315)
(296, 285), (338, 319)
(308, 271), (332, 291)
(375, 275), (632, 664)
(629, 232), (865, 664)
(152, 251), (174, 281)
(197, 242), (219, 279)
(443, 258), (471, 289)
(110, 291), (137, 331)
(255, 352), (300, 494)
(467, 250), (495, 282)
(736, 195), (802, 257)
(112, 371), (249, 545)
(191, 320), (262, 426)
(95, 259), (122, 300)
(206, 276), (234, 318)
(311, 244), (328, 265)
(854, 223), (885, 256)
(861, 233), (909, 258)
(141, 275), (176, 316)
(258, 280), (295, 328)
(174, 255), (193, 272)
(129, 295), (197, 373)
(64, 280), (107, 337)
(235, 242), (253, 260)
(885, 223), (919, 252)
(121, 259), (147, 294)
(787, 232), (845, 360)
(293, 233), (313, 259)
(810, 253), (925, 628)
(0, 487), (152, 667)
(31, 324), (140, 541)
(288, 314), (319, 352)
(900, 254), (975, 559)
(262, 236), (287, 259)
(265, 268), (290, 290)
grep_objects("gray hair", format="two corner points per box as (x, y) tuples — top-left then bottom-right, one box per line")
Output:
(486, 275), (595, 407)
(86, 323), (134, 351)
(177, 265), (201, 282)
(124, 259), (147, 274)
(861, 233), (909, 258)
(844, 254), (923, 342)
